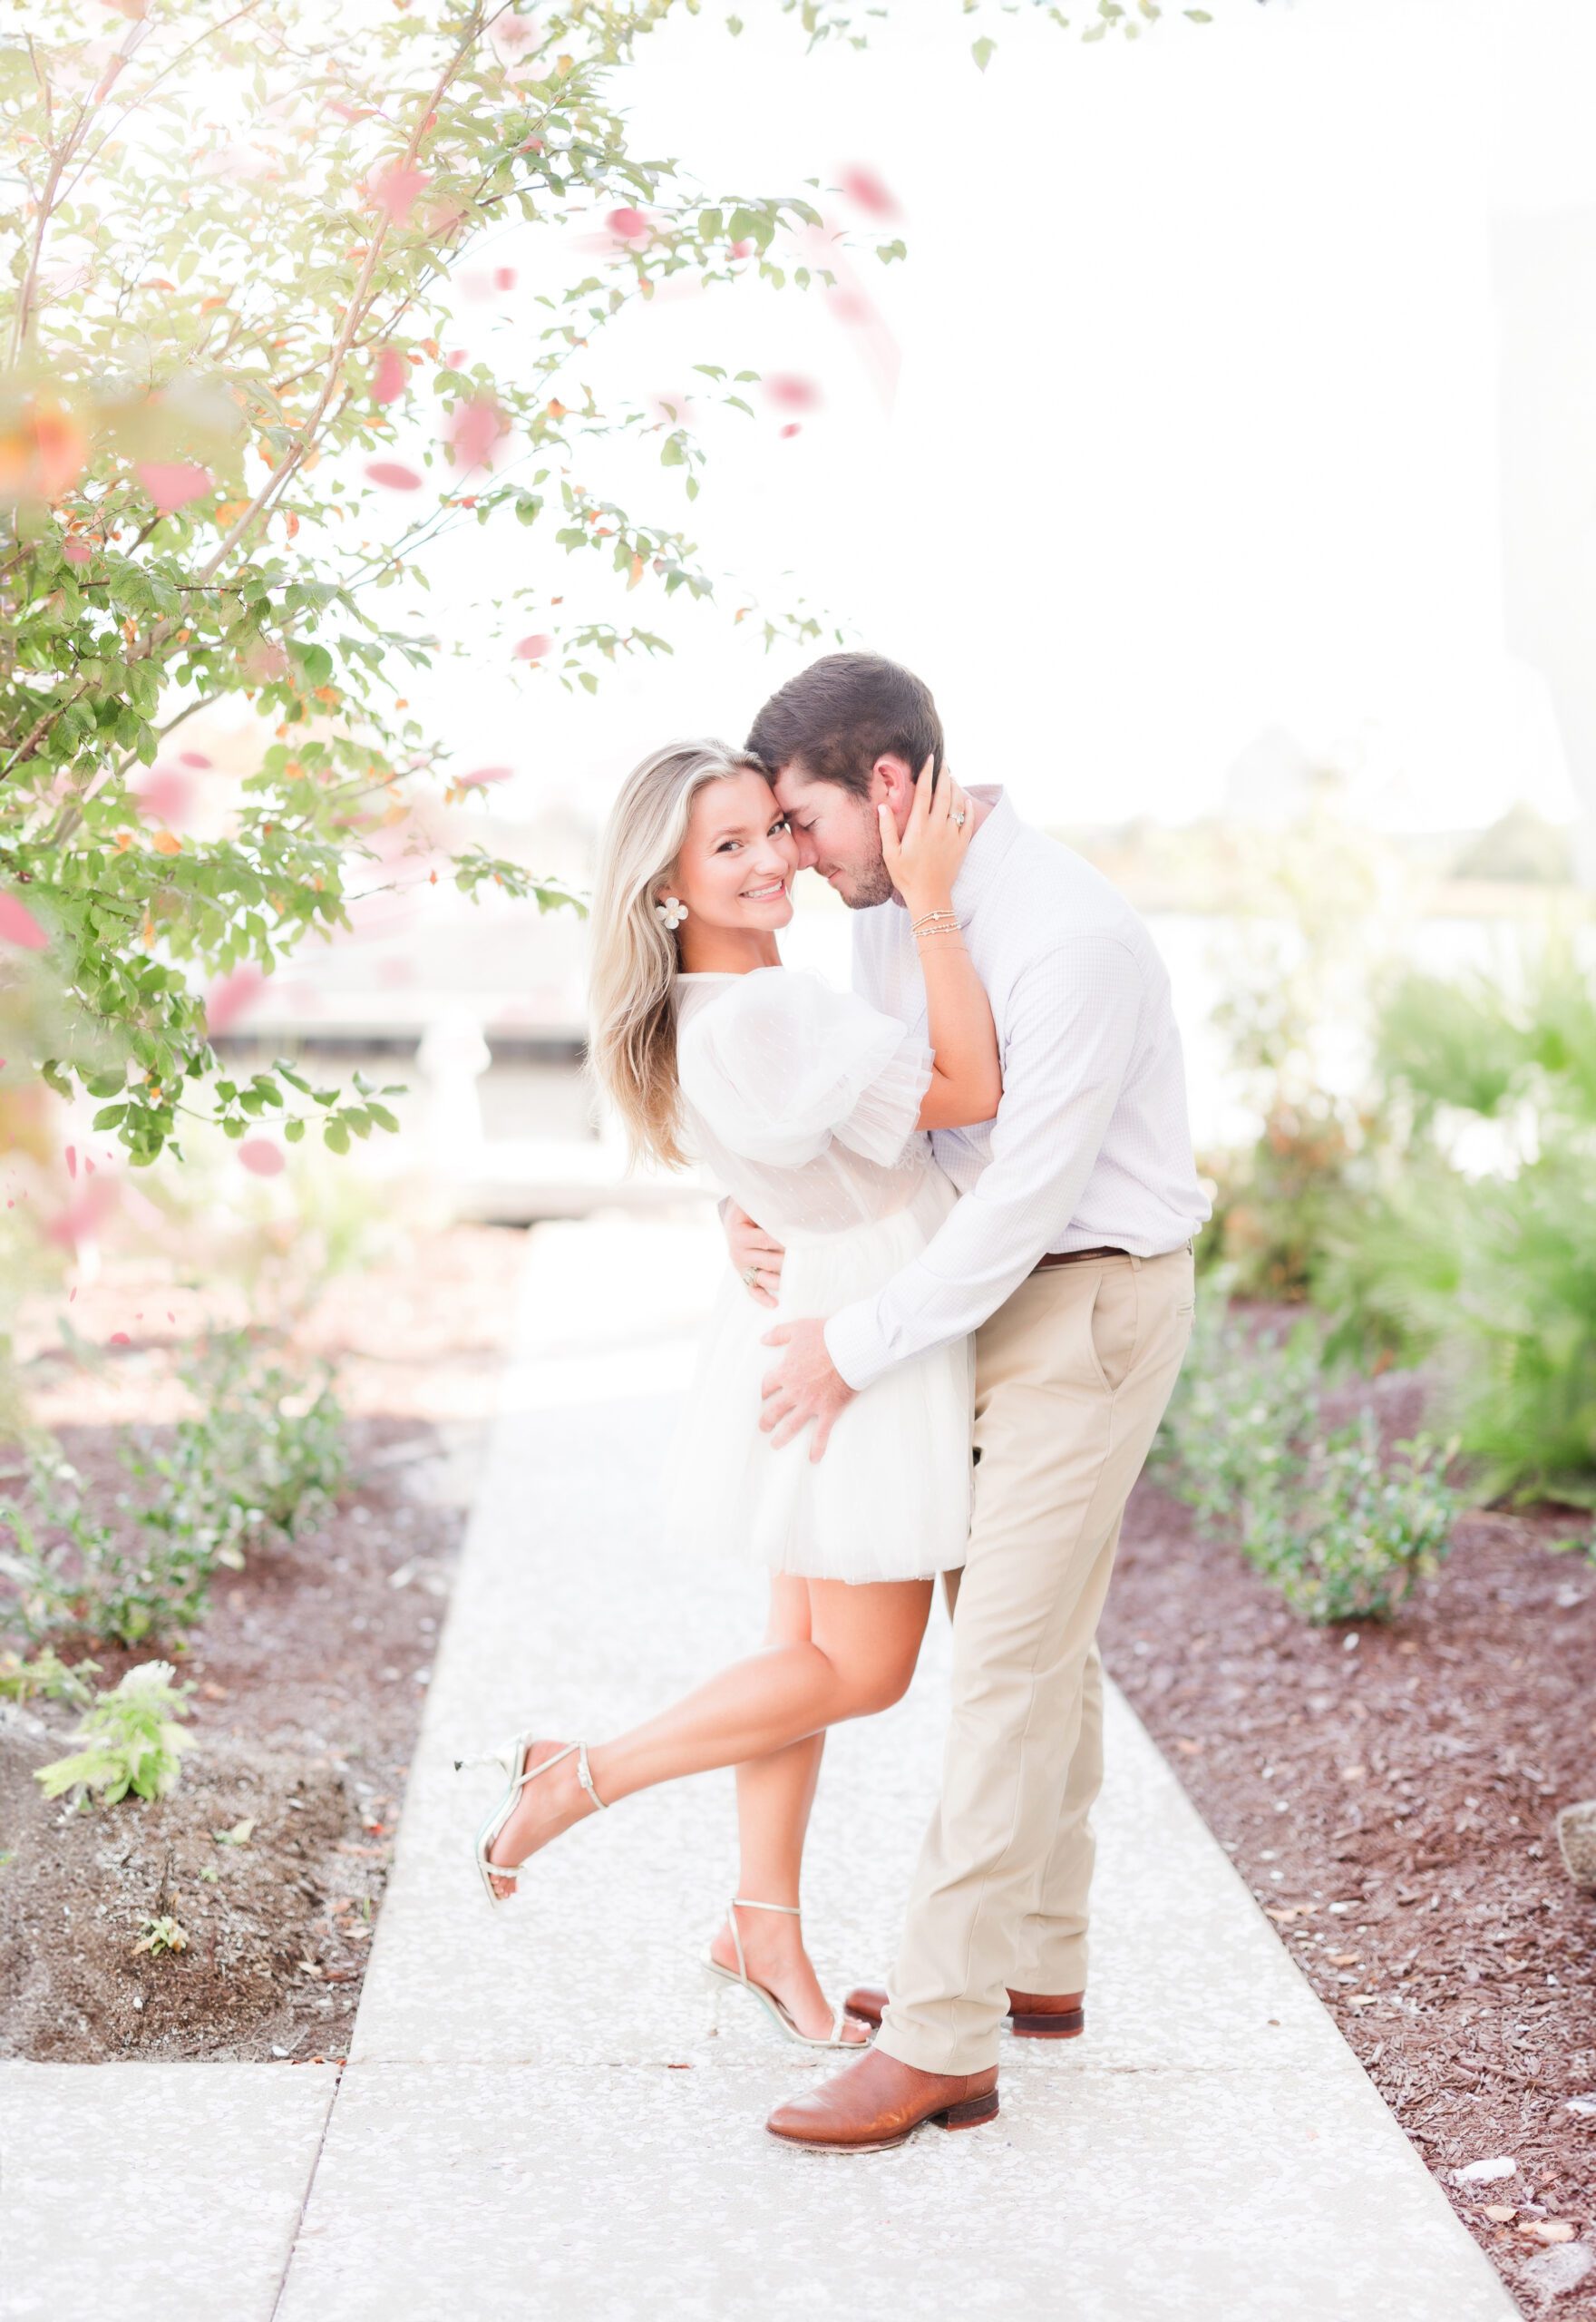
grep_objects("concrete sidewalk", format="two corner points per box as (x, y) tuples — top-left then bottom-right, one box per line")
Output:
(3, 1217), (1517, 2322)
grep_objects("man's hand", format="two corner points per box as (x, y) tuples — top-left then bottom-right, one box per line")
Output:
(759, 1316), (856, 1461)
(724, 1199), (785, 1310)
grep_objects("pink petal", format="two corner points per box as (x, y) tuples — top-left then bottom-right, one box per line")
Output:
(512, 633), (552, 662)
(204, 964), (265, 1035)
(65, 1145), (78, 1180)
(373, 347), (409, 405)
(780, 423), (803, 439)
(131, 766), (194, 827)
(238, 1138), (286, 1177)
(0, 893), (48, 951)
(365, 460), (423, 491)
(368, 164), (430, 225)
(608, 207), (648, 240)
(448, 395), (505, 472)
(63, 539), (93, 566)
(458, 766), (513, 789)
(110, 1332), (131, 1347)
(178, 750), (211, 769)
(135, 461), (214, 514)
(494, 266), (517, 291)
(839, 165), (900, 219)
(764, 375), (820, 411)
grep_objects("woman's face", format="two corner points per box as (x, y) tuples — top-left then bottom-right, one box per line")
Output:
(665, 768), (798, 932)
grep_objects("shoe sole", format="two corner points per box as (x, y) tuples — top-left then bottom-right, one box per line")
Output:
(846, 2005), (1086, 2043)
(766, 2091), (999, 2153)
(1008, 2008), (1085, 2039)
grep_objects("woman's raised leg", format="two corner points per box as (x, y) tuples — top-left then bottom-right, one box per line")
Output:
(484, 1575), (933, 1895)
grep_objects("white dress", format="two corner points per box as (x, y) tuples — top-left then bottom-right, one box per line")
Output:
(660, 966), (975, 1584)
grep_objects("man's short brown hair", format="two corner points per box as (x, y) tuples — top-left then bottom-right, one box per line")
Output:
(746, 652), (944, 801)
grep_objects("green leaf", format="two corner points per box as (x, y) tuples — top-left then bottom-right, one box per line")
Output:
(972, 35), (996, 69)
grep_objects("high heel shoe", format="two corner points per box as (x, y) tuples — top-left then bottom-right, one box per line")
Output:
(452, 1733), (608, 1906)
(702, 1898), (870, 2049)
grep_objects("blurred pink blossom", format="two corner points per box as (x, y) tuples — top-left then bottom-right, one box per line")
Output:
(204, 965), (265, 1034)
(839, 165), (901, 219)
(368, 164), (430, 225)
(0, 893), (48, 950)
(373, 347), (409, 405)
(136, 462), (213, 514)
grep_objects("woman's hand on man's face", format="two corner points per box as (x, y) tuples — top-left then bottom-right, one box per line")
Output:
(878, 754), (973, 915)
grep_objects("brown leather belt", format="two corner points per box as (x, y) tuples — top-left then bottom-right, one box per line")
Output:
(1031, 1245), (1128, 1273)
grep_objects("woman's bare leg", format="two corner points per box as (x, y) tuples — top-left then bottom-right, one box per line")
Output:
(705, 1576), (867, 2042)
(485, 1576), (933, 1896)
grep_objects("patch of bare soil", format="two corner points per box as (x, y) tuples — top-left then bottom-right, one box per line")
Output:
(1103, 1436), (1596, 2317)
(0, 1224), (524, 2063)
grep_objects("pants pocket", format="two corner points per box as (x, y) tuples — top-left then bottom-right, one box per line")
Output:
(1085, 1264), (1141, 1396)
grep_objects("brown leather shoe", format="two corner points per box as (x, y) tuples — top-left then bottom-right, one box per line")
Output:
(843, 1984), (1085, 2041)
(765, 2045), (999, 2153)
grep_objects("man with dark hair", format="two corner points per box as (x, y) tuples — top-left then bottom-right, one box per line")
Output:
(725, 650), (1211, 2151)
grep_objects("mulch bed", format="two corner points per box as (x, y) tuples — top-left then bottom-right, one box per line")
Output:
(0, 1224), (524, 2063)
(1103, 1379), (1596, 2317)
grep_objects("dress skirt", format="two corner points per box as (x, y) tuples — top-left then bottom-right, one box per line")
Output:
(660, 1165), (975, 1584)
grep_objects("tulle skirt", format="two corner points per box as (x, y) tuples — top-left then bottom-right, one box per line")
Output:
(660, 1166), (974, 1584)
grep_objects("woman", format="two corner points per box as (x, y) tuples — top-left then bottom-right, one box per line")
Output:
(456, 737), (1000, 2047)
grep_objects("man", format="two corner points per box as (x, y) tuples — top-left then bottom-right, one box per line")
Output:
(725, 652), (1211, 2151)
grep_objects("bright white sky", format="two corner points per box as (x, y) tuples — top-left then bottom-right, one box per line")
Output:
(387, 0), (1596, 839)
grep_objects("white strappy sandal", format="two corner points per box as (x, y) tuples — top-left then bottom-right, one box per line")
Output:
(453, 1733), (608, 1906)
(702, 1898), (870, 2049)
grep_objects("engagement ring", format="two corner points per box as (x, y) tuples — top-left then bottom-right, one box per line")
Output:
(741, 1265), (760, 1290)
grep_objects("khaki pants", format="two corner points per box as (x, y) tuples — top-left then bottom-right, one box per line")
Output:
(878, 1244), (1196, 2076)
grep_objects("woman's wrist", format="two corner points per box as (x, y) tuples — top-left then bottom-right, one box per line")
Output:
(902, 892), (954, 922)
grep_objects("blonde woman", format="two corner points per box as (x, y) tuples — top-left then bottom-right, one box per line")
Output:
(457, 738), (999, 2048)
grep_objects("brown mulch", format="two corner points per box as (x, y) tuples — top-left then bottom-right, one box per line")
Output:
(0, 1224), (525, 2063)
(1103, 1435), (1596, 2317)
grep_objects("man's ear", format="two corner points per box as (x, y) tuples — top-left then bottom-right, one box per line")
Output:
(871, 752), (918, 820)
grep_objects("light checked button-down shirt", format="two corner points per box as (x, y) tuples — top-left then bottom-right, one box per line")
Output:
(822, 783), (1211, 1394)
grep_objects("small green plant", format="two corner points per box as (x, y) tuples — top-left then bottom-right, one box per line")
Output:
(1157, 1304), (1460, 1623)
(1, 1446), (220, 1646)
(33, 1661), (193, 1811)
(0, 1330), (349, 1649)
(175, 1330), (349, 1538)
(1244, 1416), (1459, 1623)
(0, 1644), (100, 1706)
(132, 1915), (190, 1959)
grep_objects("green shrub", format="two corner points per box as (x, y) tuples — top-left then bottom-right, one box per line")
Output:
(0, 1330), (349, 1649)
(1157, 1304), (1460, 1623)
(34, 1661), (193, 1811)
(1319, 939), (1596, 1505)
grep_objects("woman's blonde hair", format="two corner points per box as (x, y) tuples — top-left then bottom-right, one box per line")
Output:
(585, 737), (771, 1169)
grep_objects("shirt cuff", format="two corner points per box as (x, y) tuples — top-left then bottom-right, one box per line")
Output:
(823, 1299), (894, 1394)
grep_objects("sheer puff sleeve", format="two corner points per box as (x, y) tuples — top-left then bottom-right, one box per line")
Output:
(676, 968), (934, 1170)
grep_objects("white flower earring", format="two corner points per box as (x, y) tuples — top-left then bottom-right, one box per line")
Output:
(656, 896), (689, 932)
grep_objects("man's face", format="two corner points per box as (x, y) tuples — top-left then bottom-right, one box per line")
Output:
(770, 764), (895, 910)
